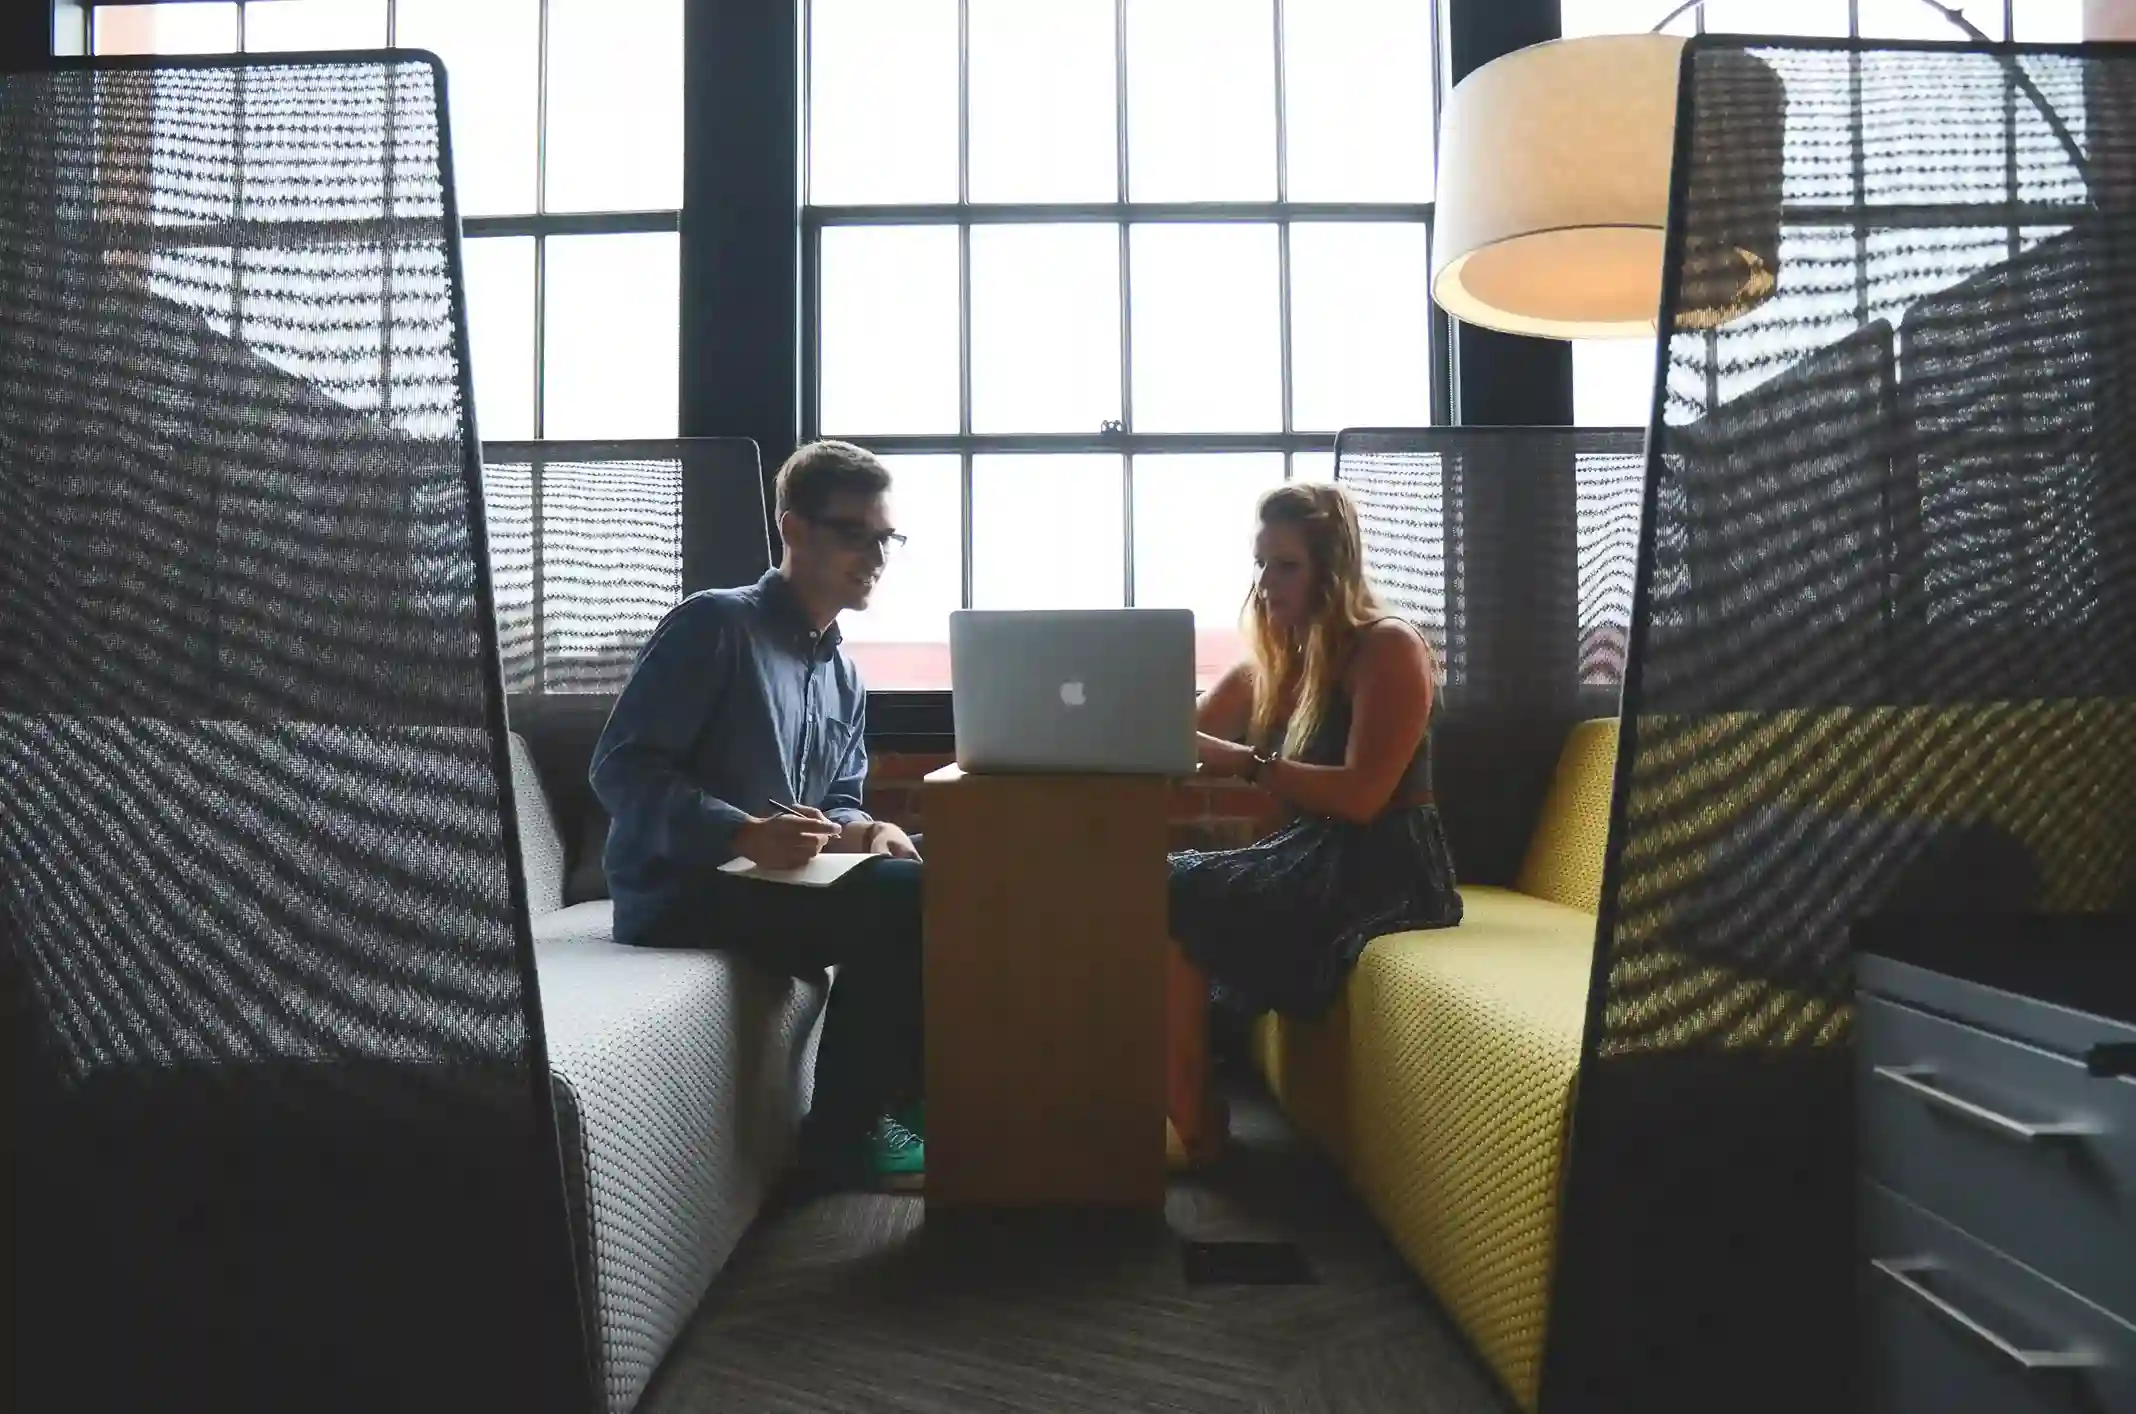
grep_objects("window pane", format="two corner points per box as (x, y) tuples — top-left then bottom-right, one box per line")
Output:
(1133, 454), (1282, 685)
(969, 0), (1117, 202)
(2014, 0), (2084, 40)
(1698, 0), (1850, 35)
(542, 232), (679, 438)
(1293, 450), (1335, 482)
(1283, 0), (1434, 201)
(1574, 338), (1658, 428)
(1289, 223), (1432, 432)
(843, 454), (961, 690)
(1560, 0), (1697, 35)
(56, 0), (88, 57)
(971, 455), (1124, 609)
(1130, 224), (1281, 434)
(1125, 0), (1276, 201)
(462, 236), (536, 441)
(808, 0), (957, 204)
(244, 0), (387, 51)
(95, 3), (237, 54)
(819, 225), (960, 436)
(395, 0), (539, 217)
(971, 225), (1121, 435)
(1858, 0), (2005, 39)
(544, 0), (684, 213)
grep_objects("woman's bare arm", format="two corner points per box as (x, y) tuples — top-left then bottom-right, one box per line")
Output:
(1201, 622), (1433, 823)
(1195, 660), (1256, 744)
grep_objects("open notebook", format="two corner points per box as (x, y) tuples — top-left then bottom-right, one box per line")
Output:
(716, 853), (874, 887)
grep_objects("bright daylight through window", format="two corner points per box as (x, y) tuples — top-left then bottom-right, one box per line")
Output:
(90, 0), (684, 445)
(1560, 0), (2085, 428)
(808, 0), (1441, 689)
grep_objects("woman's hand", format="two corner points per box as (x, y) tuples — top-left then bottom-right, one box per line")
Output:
(1196, 732), (1255, 779)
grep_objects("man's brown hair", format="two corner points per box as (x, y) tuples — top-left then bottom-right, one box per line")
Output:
(774, 439), (891, 522)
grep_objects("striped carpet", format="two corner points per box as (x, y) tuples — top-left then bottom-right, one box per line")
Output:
(638, 1091), (1514, 1414)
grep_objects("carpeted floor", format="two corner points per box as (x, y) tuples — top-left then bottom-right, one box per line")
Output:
(637, 1091), (1515, 1414)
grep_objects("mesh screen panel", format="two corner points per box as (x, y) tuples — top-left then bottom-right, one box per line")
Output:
(1335, 427), (1646, 711)
(0, 57), (591, 1411)
(1334, 428), (1645, 887)
(481, 438), (772, 699)
(1547, 39), (2136, 1414)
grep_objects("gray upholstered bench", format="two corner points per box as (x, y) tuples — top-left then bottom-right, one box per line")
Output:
(510, 733), (825, 1414)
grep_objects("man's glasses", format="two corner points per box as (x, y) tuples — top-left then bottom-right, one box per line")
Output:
(807, 515), (907, 556)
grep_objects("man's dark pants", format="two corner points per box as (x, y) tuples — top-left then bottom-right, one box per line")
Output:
(644, 854), (925, 1171)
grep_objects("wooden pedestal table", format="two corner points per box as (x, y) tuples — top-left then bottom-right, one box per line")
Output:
(920, 764), (1169, 1210)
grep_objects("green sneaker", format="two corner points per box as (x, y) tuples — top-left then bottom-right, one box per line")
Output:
(870, 1113), (925, 1190)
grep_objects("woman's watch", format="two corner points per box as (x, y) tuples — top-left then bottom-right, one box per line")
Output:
(1243, 747), (1278, 784)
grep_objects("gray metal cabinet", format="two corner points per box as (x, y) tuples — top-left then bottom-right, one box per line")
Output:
(1858, 951), (2136, 1414)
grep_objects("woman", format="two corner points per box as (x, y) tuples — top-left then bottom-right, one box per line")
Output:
(1167, 482), (1463, 1164)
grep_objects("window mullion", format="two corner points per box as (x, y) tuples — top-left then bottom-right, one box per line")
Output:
(959, 0), (975, 609)
(1274, 0), (1296, 444)
(960, 451), (975, 610)
(1116, 0), (1136, 607)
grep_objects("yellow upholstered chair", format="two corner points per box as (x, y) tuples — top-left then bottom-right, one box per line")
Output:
(1253, 717), (1619, 1412)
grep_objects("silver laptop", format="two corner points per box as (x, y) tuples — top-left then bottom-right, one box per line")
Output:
(950, 609), (1197, 775)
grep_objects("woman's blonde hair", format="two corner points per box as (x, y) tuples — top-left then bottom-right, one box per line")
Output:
(1245, 482), (1386, 756)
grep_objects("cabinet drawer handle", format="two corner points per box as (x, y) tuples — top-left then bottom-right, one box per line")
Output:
(1872, 1065), (2094, 1143)
(1872, 1258), (2101, 1372)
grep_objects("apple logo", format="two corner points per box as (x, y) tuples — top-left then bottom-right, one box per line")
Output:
(1059, 680), (1087, 708)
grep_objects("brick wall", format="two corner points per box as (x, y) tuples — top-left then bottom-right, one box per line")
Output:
(866, 753), (1282, 852)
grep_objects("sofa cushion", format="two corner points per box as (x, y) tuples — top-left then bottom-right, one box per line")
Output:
(535, 940), (824, 1414)
(509, 730), (568, 918)
(1513, 717), (1619, 913)
(1347, 885), (1597, 1414)
(533, 900), (617, 949)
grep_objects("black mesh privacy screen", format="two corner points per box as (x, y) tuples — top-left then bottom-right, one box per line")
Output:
(1336, 426), (1644, 886)
(1, 55), (592, 1412)
(1545, 38), (2136, 1414)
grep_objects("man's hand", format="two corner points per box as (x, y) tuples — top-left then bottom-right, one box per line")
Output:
(866, 821), (920, 859)
(733, 809), (839, 870)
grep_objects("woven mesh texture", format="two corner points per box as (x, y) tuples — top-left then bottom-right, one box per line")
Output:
(1515, 719), (1620, 913)
(1335, 428), (1646, 714)
(536, 941), (825, 1414)
(483, 438), (772, 698)
(1550, 39), (2136, 1413)
(0, 54), (528, 1068)
(1592, 40), (2136, 1063)
(1348, 891), (1596, 1414)
(487, 456), (684, 696)
(0, 58), (587, 1409)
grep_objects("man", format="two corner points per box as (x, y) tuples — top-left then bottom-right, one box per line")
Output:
(591, 440), (924, 1191)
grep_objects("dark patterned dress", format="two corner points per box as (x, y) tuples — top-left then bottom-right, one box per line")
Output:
(1168, 688), (1463, 1022)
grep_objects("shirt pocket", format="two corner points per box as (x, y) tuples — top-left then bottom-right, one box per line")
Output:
(814, 711), (865, 795)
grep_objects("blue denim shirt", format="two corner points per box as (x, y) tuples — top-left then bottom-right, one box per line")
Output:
(590, 570), (871, 944)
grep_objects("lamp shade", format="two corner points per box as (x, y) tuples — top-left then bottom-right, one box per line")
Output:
(1431, 34), (1781, 339)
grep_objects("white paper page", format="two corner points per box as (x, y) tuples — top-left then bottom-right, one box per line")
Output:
(716, 853), (875, 887)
